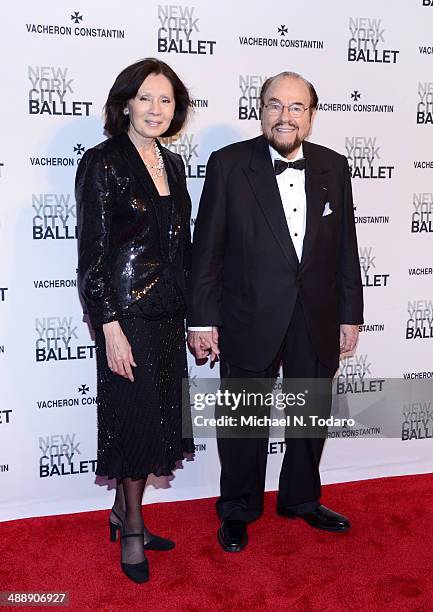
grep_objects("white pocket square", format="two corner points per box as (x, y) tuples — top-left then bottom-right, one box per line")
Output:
(322, 202), (333, 216)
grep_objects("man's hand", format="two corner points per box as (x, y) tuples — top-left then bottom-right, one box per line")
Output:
(187, 327), (220, 362)
(103, 320), (137, 382)
(339, 324), (359, 356)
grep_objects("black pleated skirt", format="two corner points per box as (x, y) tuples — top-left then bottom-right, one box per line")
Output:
(95, 313), (194, 480)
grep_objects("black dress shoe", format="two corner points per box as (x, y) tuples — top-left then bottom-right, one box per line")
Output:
(217, 519), (248, 552)
(277, 504), (351, 532)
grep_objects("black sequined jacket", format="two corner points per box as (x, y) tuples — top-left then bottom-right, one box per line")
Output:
(76, 132), (192, 328)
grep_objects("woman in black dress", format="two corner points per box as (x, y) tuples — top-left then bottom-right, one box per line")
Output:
(76, 58), (193, 583)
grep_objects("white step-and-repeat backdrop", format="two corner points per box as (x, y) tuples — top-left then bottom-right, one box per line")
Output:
(1, 0), (432, 521)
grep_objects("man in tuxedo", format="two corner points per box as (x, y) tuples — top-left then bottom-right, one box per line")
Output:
(187, 71), (363, 552)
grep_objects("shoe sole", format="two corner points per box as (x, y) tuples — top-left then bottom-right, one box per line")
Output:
(217, 527), (248, 552)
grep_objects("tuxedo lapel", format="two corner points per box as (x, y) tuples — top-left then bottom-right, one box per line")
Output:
(245, 136), (299, 271)
(301, 142), (329, 270)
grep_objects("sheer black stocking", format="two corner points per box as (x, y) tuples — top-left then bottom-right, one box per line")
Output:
(111, 477), (160, 564)
(111, 481), (126, 522)
(120, 477), (151, 565)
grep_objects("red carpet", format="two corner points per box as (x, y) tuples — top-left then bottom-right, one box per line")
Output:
(1, 474), (432, 612)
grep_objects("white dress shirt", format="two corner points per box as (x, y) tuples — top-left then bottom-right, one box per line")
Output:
(189, 144), (307, 332)
(270, 144), (307, 262)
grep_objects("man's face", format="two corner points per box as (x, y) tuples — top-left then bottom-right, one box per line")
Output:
(261, 76), (316, 158)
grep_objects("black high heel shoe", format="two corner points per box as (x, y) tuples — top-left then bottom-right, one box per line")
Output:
(120, 533), (149, 583)
(109, 507), (124, 542)
(109, 507), (175, 550)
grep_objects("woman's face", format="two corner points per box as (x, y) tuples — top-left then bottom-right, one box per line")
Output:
(127, 73), (175, 140)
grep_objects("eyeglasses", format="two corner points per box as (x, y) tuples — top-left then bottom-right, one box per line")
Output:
(263, 102), (310, 117)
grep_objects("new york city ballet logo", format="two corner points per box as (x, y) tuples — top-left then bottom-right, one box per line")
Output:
(239, 24), (323, 49)
(32, 192), (76, 240)
(416, 82), (433, 124)
(162, 133), (206, 178)
(347, 17), (399, 63)
(358, 247), (390, 288)
(34, 316), (95, 362)
(406, 300), (433, 340)
(345, 136), (394, 179)
(410, 193), (433, 233)
(30, 144), (85, 169)
(39, 433), (96, 478)
(401, 400), (433, 441)
(157, 5), (216, 54)
(337, 354), (385, 395)
(238, 75), (266, 120)
(28, 65), (92, 116)
(317, 90), (394, 115)
(26, 11), (125, 39)
(37, 383), (97, 411)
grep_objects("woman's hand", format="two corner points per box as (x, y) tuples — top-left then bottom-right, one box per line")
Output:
(103, 321), (137, 382)
(187, 327), (219, 363)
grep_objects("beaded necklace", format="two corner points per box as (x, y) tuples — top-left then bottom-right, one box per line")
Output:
(144, 141), (164, 179)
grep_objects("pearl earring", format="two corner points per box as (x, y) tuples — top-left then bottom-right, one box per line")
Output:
(123, 108), (129, 115)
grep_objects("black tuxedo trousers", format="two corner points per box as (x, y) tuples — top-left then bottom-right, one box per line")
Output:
(216, 299), (334, 522)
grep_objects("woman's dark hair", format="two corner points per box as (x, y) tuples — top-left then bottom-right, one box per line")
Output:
(104, 57), (190, 137)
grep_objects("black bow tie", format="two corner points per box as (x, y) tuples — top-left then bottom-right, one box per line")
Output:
(274, 158), (306, 175)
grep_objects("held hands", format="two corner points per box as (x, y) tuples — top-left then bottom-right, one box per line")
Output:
(103, 321), (137, 382)
(339, 324), (359, 356)
(187, 327), (220, 363)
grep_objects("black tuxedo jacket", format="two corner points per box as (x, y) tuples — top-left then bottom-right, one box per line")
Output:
(76, 133), (191, 328)
(188, 135), (363, 372)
